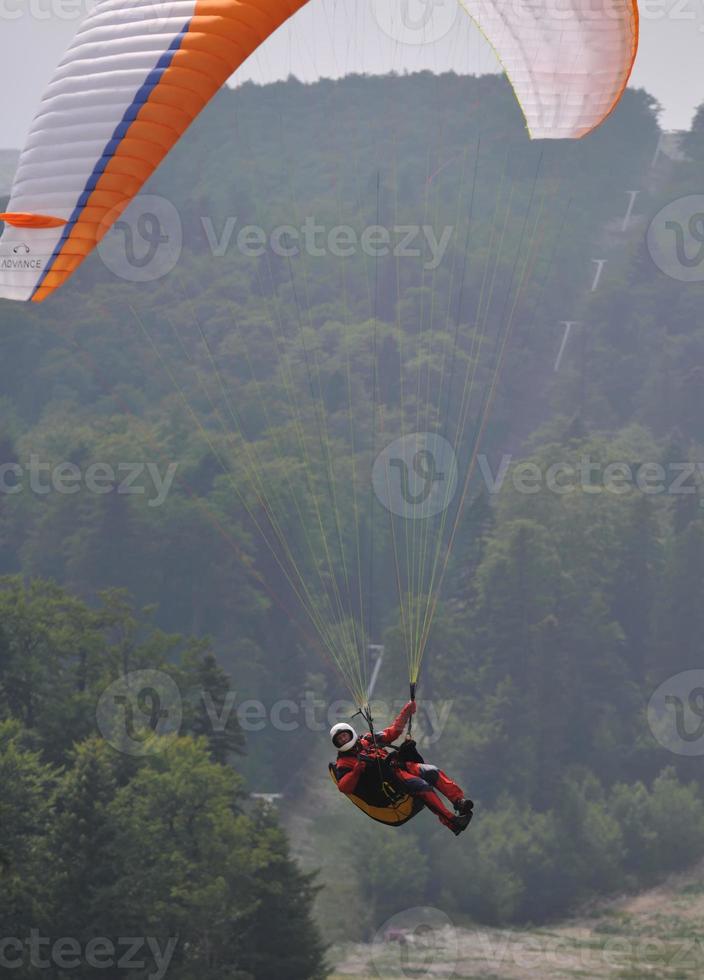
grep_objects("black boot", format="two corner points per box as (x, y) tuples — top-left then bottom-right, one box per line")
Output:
(448, 811), (473, 836)
(454, 798), (474, 816)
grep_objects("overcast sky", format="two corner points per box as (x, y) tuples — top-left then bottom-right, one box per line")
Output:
(1, 1), (701, 149)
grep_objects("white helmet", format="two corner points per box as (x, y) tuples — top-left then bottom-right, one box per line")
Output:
(330, 722), (358, 752)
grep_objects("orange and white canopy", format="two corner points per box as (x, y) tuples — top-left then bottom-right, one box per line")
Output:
(0, 0), (638, 303)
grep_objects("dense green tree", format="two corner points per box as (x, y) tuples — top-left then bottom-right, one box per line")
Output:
(610, 495), (661, 678)
(0, 721), (55, 940)
(103, 737), (327, 979)
(237, 805), (328, 980)
(656, 520), (704, 677)
(45, 739), (121, 946)
(178, 647), (246, 763)
(681, 103), (704, 161)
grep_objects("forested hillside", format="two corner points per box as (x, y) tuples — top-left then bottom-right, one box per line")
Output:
(2, 72), (704, 954)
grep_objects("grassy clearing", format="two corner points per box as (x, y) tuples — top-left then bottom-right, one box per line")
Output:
(329, 862), (704, 979)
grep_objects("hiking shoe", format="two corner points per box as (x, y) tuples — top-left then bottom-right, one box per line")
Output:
(454, 798), (474, 816)
(448, 812), (472, 836)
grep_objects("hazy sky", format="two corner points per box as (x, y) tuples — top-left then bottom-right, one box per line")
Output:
(0, 1), (700, 149)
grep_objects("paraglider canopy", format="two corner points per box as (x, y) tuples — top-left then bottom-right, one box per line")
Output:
(0, 0), (638, 301)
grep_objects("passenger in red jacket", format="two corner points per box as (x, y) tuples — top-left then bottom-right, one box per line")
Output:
(330, 700), (473, 835)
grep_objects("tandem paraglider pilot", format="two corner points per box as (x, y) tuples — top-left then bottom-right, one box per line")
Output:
(329, 700), (473, 836)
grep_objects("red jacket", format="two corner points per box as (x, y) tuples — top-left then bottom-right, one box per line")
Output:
(334, 702), (414, 795)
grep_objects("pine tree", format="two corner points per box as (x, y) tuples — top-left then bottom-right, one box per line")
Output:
(45, 738), (119, 946)
(681, 103), (704, 162)
(610, 495), (661, 680)
(0, 721), (56, 943)
(237, 804), (328, 980)
(656, 520), (704, 677)
(180, 647), (246, 764)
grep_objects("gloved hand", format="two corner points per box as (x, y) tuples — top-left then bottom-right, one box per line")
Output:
(404, 699), (417, 716)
